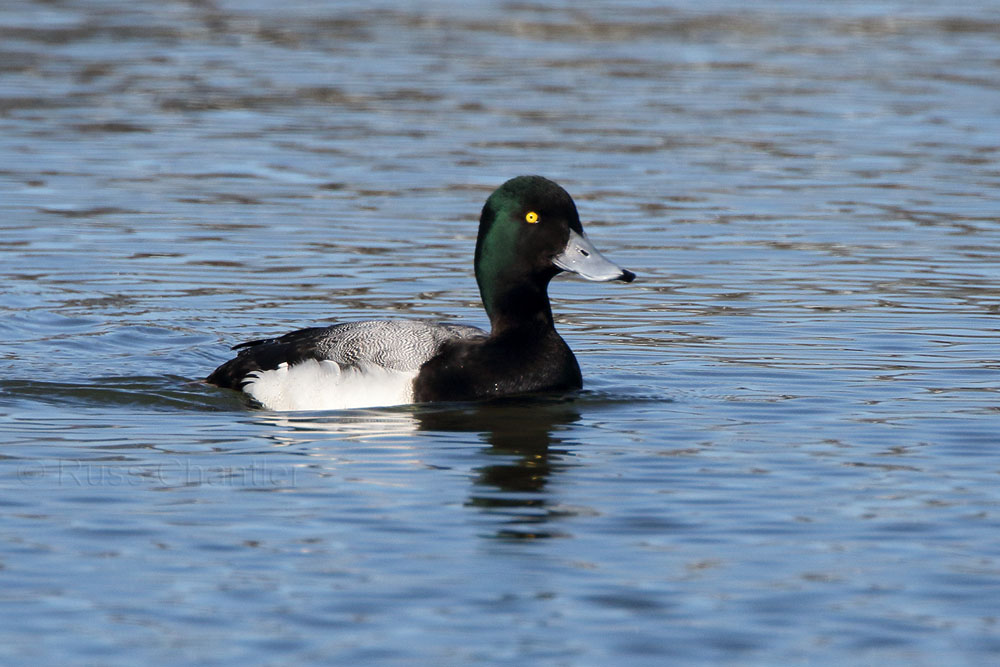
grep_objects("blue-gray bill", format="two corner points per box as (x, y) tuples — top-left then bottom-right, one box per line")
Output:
(553, 229), (635, 283)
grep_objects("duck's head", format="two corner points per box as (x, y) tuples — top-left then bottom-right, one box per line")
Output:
(475, 175), (635, 323)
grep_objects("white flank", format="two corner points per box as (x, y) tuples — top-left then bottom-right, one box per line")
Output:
(242, 360), (418, 411)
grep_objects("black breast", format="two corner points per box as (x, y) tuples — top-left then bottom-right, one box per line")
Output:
(412, 328), (582, 403)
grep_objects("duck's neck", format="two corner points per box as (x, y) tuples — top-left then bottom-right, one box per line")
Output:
(480, 278), (556, 335)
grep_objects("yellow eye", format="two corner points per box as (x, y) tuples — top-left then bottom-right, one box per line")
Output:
(525, 211), (539, 224)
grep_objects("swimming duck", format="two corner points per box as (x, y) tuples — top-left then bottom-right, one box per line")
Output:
(207, 175), (635, 411)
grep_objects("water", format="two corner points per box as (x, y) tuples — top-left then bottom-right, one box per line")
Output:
(2, 0), (999, 664)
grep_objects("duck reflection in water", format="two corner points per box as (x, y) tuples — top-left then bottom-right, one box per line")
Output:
(252, 395), (585, 540)
(416, 395), (582, 539)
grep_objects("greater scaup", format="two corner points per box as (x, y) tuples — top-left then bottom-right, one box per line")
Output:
(207, 175), (635, 410)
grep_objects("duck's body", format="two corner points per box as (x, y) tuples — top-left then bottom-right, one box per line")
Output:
(206, 320), (486, 411)
(207, 176), (634, 411)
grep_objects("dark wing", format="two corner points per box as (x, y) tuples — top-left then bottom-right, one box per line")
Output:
(206, 326), (333, 390)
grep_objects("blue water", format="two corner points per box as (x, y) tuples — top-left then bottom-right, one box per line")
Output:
(2, 0), (999, 664)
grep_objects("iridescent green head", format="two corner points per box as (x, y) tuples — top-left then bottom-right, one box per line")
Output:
(474, 176), (634, 324)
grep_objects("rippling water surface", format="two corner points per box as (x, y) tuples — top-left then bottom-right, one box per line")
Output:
(2, 1), (999, 664)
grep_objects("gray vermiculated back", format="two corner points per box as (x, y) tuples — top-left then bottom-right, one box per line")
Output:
(312, 320), (487, 370)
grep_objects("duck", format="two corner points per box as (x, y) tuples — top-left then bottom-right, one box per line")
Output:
(206, 175), (635, 411)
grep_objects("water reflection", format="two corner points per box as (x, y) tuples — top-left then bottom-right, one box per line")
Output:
(252, 396), (582, 538)
(253, 408), (420, 441)
(417, 396), (582, 539)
